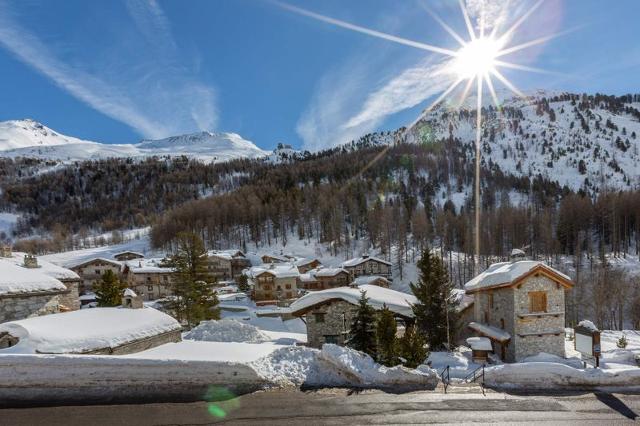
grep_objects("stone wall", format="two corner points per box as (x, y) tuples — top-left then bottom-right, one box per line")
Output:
(305, 300), (358, 348)
(80, 329), (182, 355)
(0, 292), (63, 323)
(472, 286), (516, 360)
(58, 279), (80, 311)
(513, 274), (567, 361)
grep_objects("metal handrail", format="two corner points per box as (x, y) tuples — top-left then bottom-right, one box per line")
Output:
(464, 365), (485, 395)
(440, 365), (450, 394)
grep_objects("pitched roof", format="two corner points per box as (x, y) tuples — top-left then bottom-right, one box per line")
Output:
(65, 257), (122, 269)
(251, 264), (299, 278)
(125, 258), (174, 274)
(295, 257), (320, 267)
(353, 275), (390, 285)
(290, 284), (417, 318)
(468, 322), (511, 343)
(342, 255), (391, 267)
(6, 252), (79, 281)
(0, 259), (67, 296)
(313, 267), (349, 278)
(464, 261), (572, 292)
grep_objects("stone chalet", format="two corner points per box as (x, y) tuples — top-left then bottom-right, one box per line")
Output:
(113, 251), (145, 262)
(290, 284), (417, 348)
(67, 257), (122, 294)
(294, 258), (322, 274)
(207, 250), (251, 281)
(342, 255), (392, 279)
(0, 291), (181, 354)
(298, 267), (351, 291)
(0, 256), (76, 323)
(249, 264), (299, 302)
(464, 260), (573, 362)
(123, 258), (175, 301)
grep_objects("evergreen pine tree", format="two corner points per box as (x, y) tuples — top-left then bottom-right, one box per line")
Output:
(375, 305), (398, 366)
(347, 290), (376, 357)
(398, 326), (428, 368)
(410, 248), (459, 350)
(617, 334), (628, 349)
(236, 274), (250, 294)
(95, 270), (126, 307)
(166, 232), (219, 328)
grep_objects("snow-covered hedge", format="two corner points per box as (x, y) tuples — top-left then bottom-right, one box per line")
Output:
(485, 362), (640, 389)
(184, 319), (270, 343)
(250, 344), (438, 390)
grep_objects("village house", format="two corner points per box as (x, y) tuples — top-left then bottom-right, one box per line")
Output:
(342, 255), (392, 279)
(290, 284), (416, 348)
(249, 264), (299, 303)
(352, 275), (391, 288)
(207, 250), (251, 281)
(294, 258), (322, 274)
(123, 258), (175, 301)
(260, 253), (292, 264)
(464, 259), (573, 362)
(3, 250), (81, 311)
(0, 257), (70, 323)
(313, 267), (351, 290)
(113, 251), (145, 262)
(67, 257), (122, 294)
(0, 290), (181, 354)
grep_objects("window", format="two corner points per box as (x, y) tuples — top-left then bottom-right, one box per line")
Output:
(163, 276), (168, 282)
(324, 335), (339, 344)
(95, 269), (100, 275)
(147, 285), (153, 291)
(488, 293), (494, 309)
(286, 292), (292, 298)
(500, 318), (505, 329)
(285, 284), (291, 289)
(529, 291), (547, 313)
(313, 313), (326, 323)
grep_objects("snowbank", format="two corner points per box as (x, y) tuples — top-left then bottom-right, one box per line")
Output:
(485, 362), (640, 389)
(251, 344), (438, 390)
(0, 307), (181, 354)
(184, 319), (270, 343)
(0, 354), (265, 406)
(125, 340), (282, 362)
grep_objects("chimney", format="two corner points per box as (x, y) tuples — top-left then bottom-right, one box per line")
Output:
(510, 248), (527, 262)
(1, 245), (12, 258)
(23, 254), (39, 268)
(121, 288), (143, 309)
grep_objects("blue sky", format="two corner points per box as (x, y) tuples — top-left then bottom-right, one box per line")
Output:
(0, 0), (638, 150)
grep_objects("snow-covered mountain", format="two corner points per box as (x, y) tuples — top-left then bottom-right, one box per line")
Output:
(0, 120), (268, 163)
(406, 91), (640, 193)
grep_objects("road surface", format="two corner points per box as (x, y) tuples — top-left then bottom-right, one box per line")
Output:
(2, 387), (639, 425)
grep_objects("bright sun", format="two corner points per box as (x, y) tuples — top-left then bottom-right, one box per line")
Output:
(453, 36), (503, 79)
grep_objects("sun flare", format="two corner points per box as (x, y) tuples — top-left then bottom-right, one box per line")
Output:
(453, 37), (503, 79)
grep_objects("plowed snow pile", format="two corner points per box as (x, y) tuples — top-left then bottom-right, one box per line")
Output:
(184, 319), (270, 343)
(250, 344), (438, 390)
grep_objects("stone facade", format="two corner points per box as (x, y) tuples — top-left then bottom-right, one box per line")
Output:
(58, 279), (81, 311)
(316, 271), (351, 290)
(253, 271), (297, 301)
(470, 273), (568, 362)
(70, 259), (122, 294)
(126, 271), (174, 301)
(343, 257), (392, 278)
(0, 291), (64, 323)
(305, 299), (358, 348)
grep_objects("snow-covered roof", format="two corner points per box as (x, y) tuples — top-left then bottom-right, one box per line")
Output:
(464, 261), (572, 292)
(466, 336), (493, 351)
(290, 284), (417, 318)
(6, 252), (79, 281)
(342, 255), (391, 267)
(298, 273), (318, 283)
(261, 253), (291, 262)
(313, 267), (348, 278)
(577, 320), (599, 332)
(0, 307), (181, 354)
(65, 257), (122, 269)
(125, 258), (174, 274)
(295, 257), (319, 267)
(113, 251), (144, 258)
(0, 259), (67, 296)
(251, 264), (299, 279)
(468, 322), (511, 343)
(452, 288), (474, 312)
(353, 275), (390, 285)
(207, 249), (246, 260)
(123, 288), (137, 297)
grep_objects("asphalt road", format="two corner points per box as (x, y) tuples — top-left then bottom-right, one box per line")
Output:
(2, 388), (640, 425)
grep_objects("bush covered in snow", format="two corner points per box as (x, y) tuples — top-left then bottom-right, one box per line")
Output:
(250, 344), (438, 390)
(184, 319), (270, 343)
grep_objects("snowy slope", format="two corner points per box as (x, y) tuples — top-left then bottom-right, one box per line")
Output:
(406, 91), (640, 192)
(0, 120), (268, 163)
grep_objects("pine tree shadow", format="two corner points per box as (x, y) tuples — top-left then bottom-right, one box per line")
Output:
(595, 392), (638, 420)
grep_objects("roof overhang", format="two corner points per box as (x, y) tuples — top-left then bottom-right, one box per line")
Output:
(465, 264), (573, 294)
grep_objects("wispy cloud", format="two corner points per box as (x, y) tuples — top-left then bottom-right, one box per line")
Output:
(0, 0), (217, 139)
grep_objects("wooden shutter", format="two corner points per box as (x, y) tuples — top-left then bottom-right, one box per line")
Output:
(529, 291), (547, 313)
